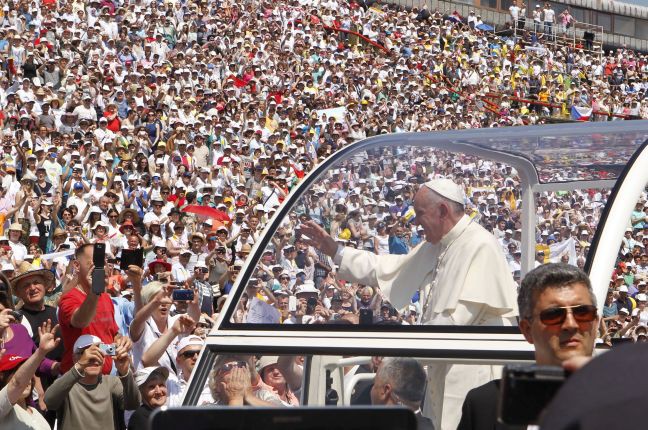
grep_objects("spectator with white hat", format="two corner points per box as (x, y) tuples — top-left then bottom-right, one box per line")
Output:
(153, 334), (212, 406)
(616, 284), (634, 315)
(127, 366), (170, 430)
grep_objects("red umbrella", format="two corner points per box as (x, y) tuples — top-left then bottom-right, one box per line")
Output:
(182, 205), (230, 222)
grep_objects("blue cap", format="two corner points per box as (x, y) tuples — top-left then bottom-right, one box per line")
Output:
(73, 182), (84, 190)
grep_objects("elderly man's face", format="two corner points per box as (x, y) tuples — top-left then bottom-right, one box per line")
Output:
(412, 187), (447, 244)
(99, 196), (110, 211)
(261, 363), (286, 389)
(370, 364), (394, 406)
(519, 283), (598, 366)
(127, 236), (139, 249)
(16, 278), (47, 306)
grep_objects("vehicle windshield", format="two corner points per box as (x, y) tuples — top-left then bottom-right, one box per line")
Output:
(223, 143), (615, 327)
(463, 128), (648, 183)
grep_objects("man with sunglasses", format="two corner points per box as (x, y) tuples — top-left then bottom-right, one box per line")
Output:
(458, 263), (599, 430)
(165, 335), (213, 406)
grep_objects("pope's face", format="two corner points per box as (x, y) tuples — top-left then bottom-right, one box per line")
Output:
(413, 188), (444, 244)
(519, 283), (598, 366)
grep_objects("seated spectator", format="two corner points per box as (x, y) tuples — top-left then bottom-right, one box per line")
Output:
(11, 268), (62, 358)
(0, 320), (60, 430)
(257, 355), (300, 406)
(44, 334), (140, 430)
(207, 355), (281, 406)
(9, 267), (63, 419)
(371, 357), (434, 430)
(128, 367), (170, 430)
(0, 299), (58, 414)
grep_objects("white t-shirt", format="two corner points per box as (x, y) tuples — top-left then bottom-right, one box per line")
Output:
(632, 308), (648, 326)
(543, 8), (555, 23)
(172, 262), (191, 284)
(166, 372), (214, 406)
(130, 314), (184, 375)
(9, 241), (27, 264)
(509, 5), (520, 20)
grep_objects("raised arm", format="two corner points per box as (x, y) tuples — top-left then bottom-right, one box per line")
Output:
(277, 355), (303, 392)
(298, 221), (338, 258)
(141, 315), (195, 367)
(129, 286), (170, 342)
(45, 345), (103, 410)
(67, 266), (103, 329)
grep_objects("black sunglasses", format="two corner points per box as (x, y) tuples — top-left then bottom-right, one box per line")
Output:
(537, 304), (597, 326)
(180, 350), (201, 359)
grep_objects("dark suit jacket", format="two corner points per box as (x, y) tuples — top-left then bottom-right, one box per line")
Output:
(416, 412), (435, 430)
(457, 380), (525, 430)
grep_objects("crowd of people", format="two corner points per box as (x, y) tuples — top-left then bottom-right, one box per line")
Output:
(0, 0), (647, 428)
(231, 145), (640, 327)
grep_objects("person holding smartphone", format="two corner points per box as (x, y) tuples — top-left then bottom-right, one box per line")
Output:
(57, 244), (141, 375)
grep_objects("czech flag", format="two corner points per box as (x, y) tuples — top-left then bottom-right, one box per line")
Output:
(571, 106), (592, 121)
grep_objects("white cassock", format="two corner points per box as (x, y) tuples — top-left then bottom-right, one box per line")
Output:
(337, 215), (519, 430)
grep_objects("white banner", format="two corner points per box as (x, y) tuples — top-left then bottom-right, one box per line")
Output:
(549, 237), (577, 265)
(316, 106), (347, 122)
(246, 297), (281, 324)
(40, 249), (76, 261)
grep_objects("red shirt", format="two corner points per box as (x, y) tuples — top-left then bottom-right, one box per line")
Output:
(103, 112), (121, 132)
(58, 288), (118, 374)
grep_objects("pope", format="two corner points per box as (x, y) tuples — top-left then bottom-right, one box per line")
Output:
(299, 178), (519, 430)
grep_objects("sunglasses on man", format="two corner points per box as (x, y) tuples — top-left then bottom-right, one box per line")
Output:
(180, 349), (201, 359)
(537, 304), (597, 326)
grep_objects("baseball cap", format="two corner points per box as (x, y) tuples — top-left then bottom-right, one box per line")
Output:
(0, 353), (28, 371)
(73, 334), (102, 353)
(134, 366), (169, 387)
(176, 335), (204, 353)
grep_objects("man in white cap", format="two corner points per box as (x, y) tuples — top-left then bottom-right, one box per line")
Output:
(44, 334), (139, 430)
(142, 333), (210, 406)
(300, 178), (518, 430)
